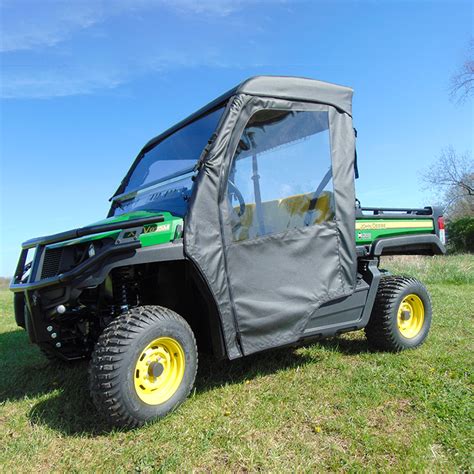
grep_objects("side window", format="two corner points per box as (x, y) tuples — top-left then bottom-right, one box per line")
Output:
(227, 109), (335, 242)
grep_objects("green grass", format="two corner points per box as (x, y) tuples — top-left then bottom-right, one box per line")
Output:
(382, 254), (474, 285)
(1, 255), (473, 472)
(0, 277), (10, 290)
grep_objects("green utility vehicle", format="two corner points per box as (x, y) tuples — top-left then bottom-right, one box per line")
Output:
(11, 76), (446, 427)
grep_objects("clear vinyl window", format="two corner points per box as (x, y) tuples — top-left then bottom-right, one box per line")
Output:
(124, 106), (225, 194)
(227, 109), (335, 242)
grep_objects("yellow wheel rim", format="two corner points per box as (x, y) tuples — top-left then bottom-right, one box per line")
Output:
(397, 294), (425, 339)
(134, 337), (185, 405)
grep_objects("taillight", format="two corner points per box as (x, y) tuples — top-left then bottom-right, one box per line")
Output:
(437, 216), (446, 245)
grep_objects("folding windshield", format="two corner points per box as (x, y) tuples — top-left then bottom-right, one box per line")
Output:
(111, 105), (225, 217)
(123, 106), (225, 194)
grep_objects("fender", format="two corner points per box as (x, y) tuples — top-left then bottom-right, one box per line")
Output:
(370, 234), (446, 257)
(77, 241), (185, 289)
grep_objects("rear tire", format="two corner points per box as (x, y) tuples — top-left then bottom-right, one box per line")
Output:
(89, 305), (197, 428)
(365, 276), (432, 352)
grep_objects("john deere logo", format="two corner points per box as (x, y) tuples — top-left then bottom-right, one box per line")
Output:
(358, 222), (386, 230)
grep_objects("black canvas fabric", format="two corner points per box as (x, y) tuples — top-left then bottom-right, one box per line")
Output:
(237, 76), (352, 115)
(184, 77), (356, 359)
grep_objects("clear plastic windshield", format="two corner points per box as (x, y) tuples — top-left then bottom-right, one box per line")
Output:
(112, 105), (225, 217)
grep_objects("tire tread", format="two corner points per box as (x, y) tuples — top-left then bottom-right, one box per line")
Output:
(89, 305), (197, 428)
(365, 275), (431, 352)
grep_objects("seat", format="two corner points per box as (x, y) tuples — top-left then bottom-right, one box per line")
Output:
(233, 191), (334, 241)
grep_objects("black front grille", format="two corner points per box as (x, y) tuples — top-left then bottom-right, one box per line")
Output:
(41, 248), (63, 279)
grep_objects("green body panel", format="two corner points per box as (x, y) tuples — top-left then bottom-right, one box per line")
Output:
(138, 215), (183, 247)
(47, 211), (183, 250)
(355, 218), (434, 245)
(46, 212), (435, 253)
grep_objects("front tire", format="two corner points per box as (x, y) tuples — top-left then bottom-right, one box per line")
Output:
(365, 276), (432, 352)
(89, 306), (197, 428)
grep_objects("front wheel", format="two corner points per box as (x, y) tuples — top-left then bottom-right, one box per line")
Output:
(365, 276), (432, 352)
(89, 306), (197, 428)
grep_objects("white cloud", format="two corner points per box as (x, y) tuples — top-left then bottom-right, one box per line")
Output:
(0, 0), (253, 53)
(1, 68), (124, 99)
(166, 0), (242, 16)
(0, 0), (283, 98)
(0, 1), (106, 53)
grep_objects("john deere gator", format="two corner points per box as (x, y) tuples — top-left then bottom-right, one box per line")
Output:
(10, 76), (446, 427)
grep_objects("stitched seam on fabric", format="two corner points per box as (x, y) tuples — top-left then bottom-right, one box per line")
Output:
(215, 94), (253, 352)
(335, 223), (346, 293)
(328, 108), (347, 295)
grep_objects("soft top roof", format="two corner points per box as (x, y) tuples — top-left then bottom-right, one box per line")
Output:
(142, 76), (352, 151)
(236, 76), (352, 115)
(112, 76), (353, 201)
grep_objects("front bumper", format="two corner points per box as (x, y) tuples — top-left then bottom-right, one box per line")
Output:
(11, 214), (164, 292)
(10, 240), (140, 293)
(10, 215), (166, 345)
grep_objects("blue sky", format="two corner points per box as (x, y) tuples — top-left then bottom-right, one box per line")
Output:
(0, 0), (472, 276)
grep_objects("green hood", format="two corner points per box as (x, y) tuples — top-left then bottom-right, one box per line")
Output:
(48, 211), (183, 249)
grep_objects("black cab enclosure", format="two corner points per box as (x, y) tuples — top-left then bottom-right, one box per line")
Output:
(10, 76), (445, 427)
(185, 76), (357, 358)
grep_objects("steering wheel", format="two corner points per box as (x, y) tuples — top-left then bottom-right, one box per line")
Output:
(228, 180), (246, 217)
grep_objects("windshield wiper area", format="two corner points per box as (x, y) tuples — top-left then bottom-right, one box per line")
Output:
(111, 168), (195, 204)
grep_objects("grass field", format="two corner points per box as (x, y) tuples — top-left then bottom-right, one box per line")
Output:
(0, 255), (473, 472)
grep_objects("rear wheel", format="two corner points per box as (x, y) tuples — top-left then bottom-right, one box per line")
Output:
(365, 276), (432, 351)
(89, 305), (197, 428)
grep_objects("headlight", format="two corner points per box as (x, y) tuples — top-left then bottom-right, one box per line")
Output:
(88, 243), (96, 258)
